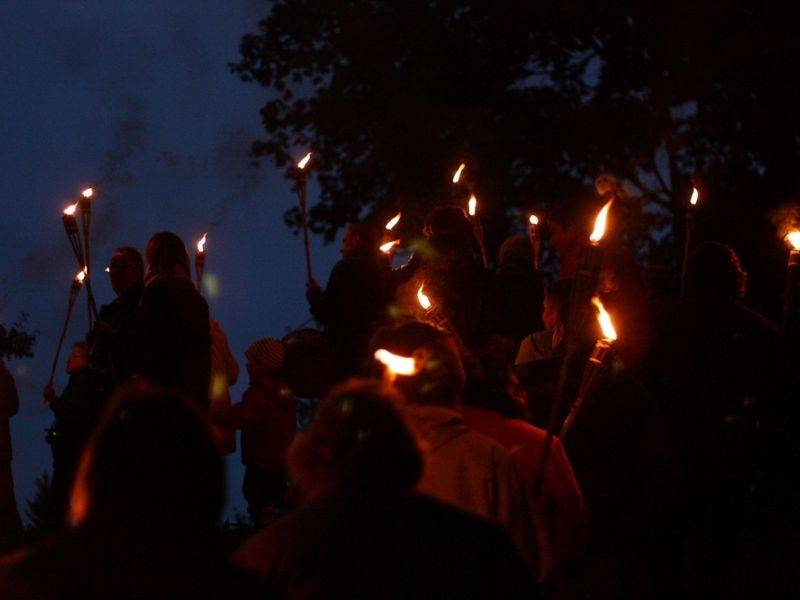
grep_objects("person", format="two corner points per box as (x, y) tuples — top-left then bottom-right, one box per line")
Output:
(482, 234), (544, 363)
(43, 342), (104, 524)
(210, 338), (295, 526)
(515, 278), (573, 365)
(233, 379), (539, 599)
(647, 241), (782, 596)
(370, 320), (540, 575)
(0, 382), (259, 599)
(87, 246), (145, 386)
(306, 221), (390, 380)
(0, 330), (21, 544)
(461, 360), (589, 589)
(138, 231), (211, 408)
(545, 193), (598, 278)
(208, 317), (240, 455)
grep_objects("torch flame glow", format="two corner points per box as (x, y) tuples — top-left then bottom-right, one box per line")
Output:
(452, 163), (466, 184)
(197, 233), (207, 253)
(297, 152), (312, 170)
(786, 230), (800, 251)
(592, 297), (617, 341)
(468, 194), (477, 217)
(385, 212), (401, 230)
(589, 199), (613, 244)
(105, 266), (110, 273)
(529, 214), (539, 225)
(417, 284), (432, 310)
(63, 202), (79, 216)
(75, 267), (88, 284)
(373, 349), (418, 376)
(379, 240), (400, 254)
(81, 188), (94, 199)
(690, 187), (699, 206)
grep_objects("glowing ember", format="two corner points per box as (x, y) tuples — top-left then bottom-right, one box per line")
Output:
(379, 240), (400, 254)
(690, 187), (699, 206)
(197, 233), (208, 253)
(373, 348), (418, 376)
(63, 202), (79, 216)
(592, 297), (617, 341)
(786, 230), (800, 251)
(417, 284), (432, 310)
(81, 188), (94, 199)
(589, 199), (613, 244)
(75, 266), (88, 284)
(452, 163), (466, 184)
(468, 194), (477, 217)
(529, 214), (539, 225)
(297, 152), (312, 170)
(385, 212), (401, 231)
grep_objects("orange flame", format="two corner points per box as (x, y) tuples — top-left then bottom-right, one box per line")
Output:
(81, 187), (94, 199)
(689, 187), (699, 206)
(373, 349), (418, 376)
(529, 214), (539, 225)
(417, 284), (432, 310)
(75, 266), (88, 284)
(197, 233), (208, 253)
(63, 202), (79, 216)
(379, 240), (400, 254)
(452, 163), (466, 184)
(786, 230), (800, 251)
(297, 152), (312, 169)
(589, 199), (613, 244)
(592, 297), (617, 341)
(385, 212), (401, 230)
(468, 194), (477, 217)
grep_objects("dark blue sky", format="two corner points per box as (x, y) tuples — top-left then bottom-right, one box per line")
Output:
(0, 1), (339, 519)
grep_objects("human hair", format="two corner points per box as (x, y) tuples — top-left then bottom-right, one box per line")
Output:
(145, 232), (191, 280)
(69, 381), (223, 533)
(370, 320), (466, 407)
(686, 241), (747, 299)
(288, 378), (422, 497)
(113, 246), (145, 275)
(544, 278), (574, 324)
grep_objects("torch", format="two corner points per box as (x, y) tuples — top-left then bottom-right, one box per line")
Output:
(781, 230), (800, 336)
(292, 151), (314, 282)
(533, 199), (612, 497)
(385, 212), (401, 232)
(379, 240), (401, 255)
(79, 187), (98, 328)
(62, 199), (98, 325)
(48, 267), (87, 386)
(373, 348), (419, 384)
(468, 194), (489, 268)
(379, 213), (402, 258)
(558, 297), (618, 440)
(452, 162), (466, 185)
(528, 213), (541, 270)
(680, 187), (700, 299)
(195, 232), (207, 293)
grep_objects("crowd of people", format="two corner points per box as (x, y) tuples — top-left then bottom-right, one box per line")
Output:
(0, 197), (796, 598)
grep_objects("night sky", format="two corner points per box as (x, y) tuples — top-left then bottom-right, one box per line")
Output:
(0, 1), (338, 519)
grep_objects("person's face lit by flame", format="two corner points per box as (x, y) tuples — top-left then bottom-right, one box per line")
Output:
(108, 249), (144, 297)
(66, 344), (89, 375)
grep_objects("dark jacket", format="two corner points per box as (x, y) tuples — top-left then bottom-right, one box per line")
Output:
(139, 276), (210, 408)
(49, 370), (104, 461)
(0, 361), (18, 461)
(233, 491), (540, 599)
(307, 251), (390, 378)
(88, 283), (143, 384)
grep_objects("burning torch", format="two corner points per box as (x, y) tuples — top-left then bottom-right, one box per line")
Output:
(558, 297), (618, 440)
(781, 230), (800, 336)
(528, 213), (541, 270)
(195, 233), (207, 292)
(48, 267), (87, 386)
(373, 348), (419, 383)
(467, 194), (489, 268)
(61, 197), (98, 326)
(292, 151), (314, 282)
(680, 186), (700, 299)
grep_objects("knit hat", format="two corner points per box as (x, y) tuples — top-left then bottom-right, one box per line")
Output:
(245, 338), (284, 374)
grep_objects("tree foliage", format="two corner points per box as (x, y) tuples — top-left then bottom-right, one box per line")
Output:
(0, 313), (37, 360)
(232, 3), (800, 309)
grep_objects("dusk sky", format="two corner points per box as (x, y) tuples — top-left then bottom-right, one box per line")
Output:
(0, 1), (339, 519)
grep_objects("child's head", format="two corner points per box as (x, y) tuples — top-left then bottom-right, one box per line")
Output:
(542, 279), (573, 332)
(245, 338), (284, 379)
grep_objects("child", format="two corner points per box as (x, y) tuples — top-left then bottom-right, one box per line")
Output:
(515, 279), (573, 365)
(210, 338), (296, 526)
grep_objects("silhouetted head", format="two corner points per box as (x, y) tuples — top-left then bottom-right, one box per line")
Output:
(686, 241), (747, 299)
(424, 206), (473, 245)
(70, 382), (223, 535)
(145, 232), (191, 281)
(108, 246), (144, 297)
(370, 320), (466, 408)
(497, 235), (533, 270)
(66, 342), (88, 375)
(546, 194), (599, 254)
(542, 279), (573, 332)
(288, 378), (422, 499)
(341, 222), (378, 258)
